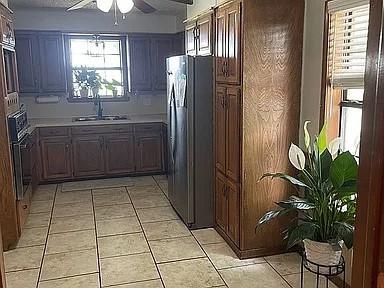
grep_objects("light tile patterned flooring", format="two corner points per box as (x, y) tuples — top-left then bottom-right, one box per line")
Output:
(4, 176), (337, 288)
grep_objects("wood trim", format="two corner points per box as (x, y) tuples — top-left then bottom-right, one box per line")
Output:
(352, 0), (384, 287)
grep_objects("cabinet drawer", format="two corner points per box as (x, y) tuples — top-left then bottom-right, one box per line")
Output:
(135, 123), (162, 133)
(72, 124), (133, 135)
(39, 127), (69, 137)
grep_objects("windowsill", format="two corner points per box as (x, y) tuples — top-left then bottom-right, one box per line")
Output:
(67, 95), (131, 103)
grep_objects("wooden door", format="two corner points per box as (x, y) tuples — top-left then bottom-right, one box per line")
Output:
(152, 36), (173, 91)
(129, 35), (152, 92)
(73, 136), (105, 177)
(216, 7), (227, 82)
(227, 180), (240, 245)
(38, 34), (67, 93)
(226, 86), (241, 183)
(226, 2), (241, 84)
(41, 137), (72, 180)
(135, 133), (163, 172)
(15, 33), (40, 93)
(185, 21), (197, 56)
(197, 14), (212, 56)
(215, 85), (226, 173)
(215, 171), (228, 232)
(105, 134), (135, 175)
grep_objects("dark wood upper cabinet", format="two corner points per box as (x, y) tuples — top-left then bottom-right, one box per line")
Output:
(129, 35), (152, 92)
(15, 31), (67, 94)
(135, 133), (163, 172)
(40, 137), (72, 180)
(105, 134), (135, 175)
(38, 34), (67, 93)
(73, 135), (105, 177)
(197, 14), (213, 56)
(15, 33), (40, 93)
(152, 36), (173, 91)
(215, 2), (241, 84)
(185, 21), (197, 56)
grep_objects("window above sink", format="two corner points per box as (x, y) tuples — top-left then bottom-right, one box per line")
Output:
(65, 34), (129, 102)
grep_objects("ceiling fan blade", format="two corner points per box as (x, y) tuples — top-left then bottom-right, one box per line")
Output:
(67, 0), (94, 11)
(132, 0), (157, 13)
(167, 0), (193, 4)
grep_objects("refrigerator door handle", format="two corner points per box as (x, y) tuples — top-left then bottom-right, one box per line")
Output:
(169, 85), (177, 162)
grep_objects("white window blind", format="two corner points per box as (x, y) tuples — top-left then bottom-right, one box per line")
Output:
(328, 3), (370, 88)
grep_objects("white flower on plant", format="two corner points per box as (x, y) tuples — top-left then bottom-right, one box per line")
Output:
(328, 138), (341, 159)
(289, 143), (306, 170)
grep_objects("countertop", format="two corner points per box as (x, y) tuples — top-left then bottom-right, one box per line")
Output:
(27, 114), (167, 134)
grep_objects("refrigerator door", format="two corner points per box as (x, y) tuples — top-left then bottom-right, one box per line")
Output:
(166, 55), (194, 225)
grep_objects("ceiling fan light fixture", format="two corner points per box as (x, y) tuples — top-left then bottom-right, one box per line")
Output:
(97, 0), (113, 12)
(116, 0), (134, 14)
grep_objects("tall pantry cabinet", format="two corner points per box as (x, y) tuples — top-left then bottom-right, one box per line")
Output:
(213, 0), (304, 258)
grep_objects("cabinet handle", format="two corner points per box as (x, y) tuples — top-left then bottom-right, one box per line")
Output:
(221, 63), (225, 75)
(23, 205), (28, 210)
(65, 144), (69, 151)
(221, 95), (225, 108)
(224, 61), (229, 77)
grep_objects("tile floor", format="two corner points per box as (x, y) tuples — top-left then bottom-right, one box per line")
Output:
(4, 176), (337, 288)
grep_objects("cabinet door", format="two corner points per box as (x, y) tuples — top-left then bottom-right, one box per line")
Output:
(215, 7), (227, 82)
(15, 33), (40, 93)
(129, 35), (152, 92)
(227, 180), (240, 245)
(226, 2), (241, 84)
(105, 134), (135, 175)
(152, 36), (173, 91)
(185, 21), (197, 56)
(197, 14), (212, 56)
(38, 34), (67, 93)
(41, 137), (72, 180)
(215, 85), (226, 173)
(73, 136), (105, 177)
(135, 133), (163, 172)
(215, 171), (228, 232)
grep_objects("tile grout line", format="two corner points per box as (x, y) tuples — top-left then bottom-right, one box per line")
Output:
(124, 184), (167, 288)
(264, 260), (295, 288)
(91, 188), (103, 288)
(35, 184), (59, 288)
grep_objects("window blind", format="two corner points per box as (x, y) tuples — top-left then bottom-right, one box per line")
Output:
(328, 3), (370, 88)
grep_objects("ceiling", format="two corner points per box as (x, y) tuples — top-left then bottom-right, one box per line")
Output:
(10, 0), (187, 15)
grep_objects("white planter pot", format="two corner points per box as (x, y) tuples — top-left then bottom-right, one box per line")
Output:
(304, 239), (343, 273)
(80, 87), (89, 98)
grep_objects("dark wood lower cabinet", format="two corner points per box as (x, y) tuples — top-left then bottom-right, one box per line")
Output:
(105, 134), (135, 175)
(40, 137), (72, 180)
(39, 123), (166, 182)
(215, 171), (228, 232)
(135, 133), (163, 172)
(73, 136), (105, 177)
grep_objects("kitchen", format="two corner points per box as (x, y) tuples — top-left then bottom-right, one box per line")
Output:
(0, 0), (374, 287)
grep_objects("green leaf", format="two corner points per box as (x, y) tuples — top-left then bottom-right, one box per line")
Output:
(330, 152), (358, 188)
(320, 149), (332, 181)
(260, 173), (310, 189)
(256, 209), (292, 228)
(335, 222), (354, 249)
(287, 222), (318, 249)
(277, 196), (315, 211)
(318, 123), (328, 154)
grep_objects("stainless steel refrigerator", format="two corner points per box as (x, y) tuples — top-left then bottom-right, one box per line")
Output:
(167, 55), (213, 229)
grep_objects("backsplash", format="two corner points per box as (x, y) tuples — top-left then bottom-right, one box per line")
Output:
(21, 93), (167, 119)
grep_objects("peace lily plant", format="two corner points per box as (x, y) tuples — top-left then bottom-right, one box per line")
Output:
(257, 122), (358, 266)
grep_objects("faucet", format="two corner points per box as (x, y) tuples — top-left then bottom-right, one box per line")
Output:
(94, 95), (103, 119)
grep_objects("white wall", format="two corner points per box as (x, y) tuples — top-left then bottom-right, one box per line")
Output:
(13, 8), (184, 34)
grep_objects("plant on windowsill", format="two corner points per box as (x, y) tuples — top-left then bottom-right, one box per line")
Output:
(103, 79), (121, 98)
(256, 122), (358, 269)
(88, 70), (102, 97)
(74, 67), (90, 98)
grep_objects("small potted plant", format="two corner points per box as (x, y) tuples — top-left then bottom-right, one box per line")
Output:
(74, 67), (90, 98)
(256, 122), (358, 269)
(103, 79), (121, 97)
(88, 70), (102, 97)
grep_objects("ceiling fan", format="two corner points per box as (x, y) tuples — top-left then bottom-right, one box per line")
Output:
(67, 0), (193, 14)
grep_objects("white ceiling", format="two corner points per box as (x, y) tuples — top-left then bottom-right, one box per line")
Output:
(10, 0), (186, 15)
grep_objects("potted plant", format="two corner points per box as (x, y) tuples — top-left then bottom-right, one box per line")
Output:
(88, 70), (102, 97)
(103, 79), (121, 97)
(256, 122), (358, 269)
(74, 68), (90, 98)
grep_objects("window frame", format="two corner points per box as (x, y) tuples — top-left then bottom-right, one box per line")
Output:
(64, 34), (130, 102)
(321, 0), (368, 147)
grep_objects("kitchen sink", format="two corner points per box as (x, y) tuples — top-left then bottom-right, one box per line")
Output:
(72, 115), (130, 122)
